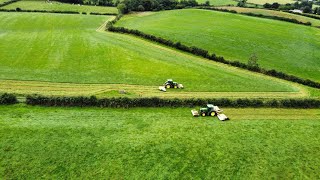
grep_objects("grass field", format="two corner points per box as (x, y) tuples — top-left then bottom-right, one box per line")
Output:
(0, 12), (304, 97)
(197, 0), (237, 6)
(116, 9), (320, 83)
(217, 6), (320, 26)
(0, 0), (10, 4)
(1, 1), (118, 13)
(247, 0), (295, 5)
(0, 105), (320, 179)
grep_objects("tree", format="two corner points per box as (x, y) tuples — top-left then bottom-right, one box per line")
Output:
(117, 3), (128, 14)
(204, 0), (210, 6)
(303, 6), (312, 13)
(263, 3), (271, 8)
(237, 0), (247, 7)
(248, 53), (259, 70)
(271, 2), (280, 9)
(137, 4), (145, 11)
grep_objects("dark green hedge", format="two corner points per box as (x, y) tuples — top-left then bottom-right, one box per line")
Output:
(0, 0), (20, 8)
(0, 93), (18, 105)
(26, 95), (320, 108)
(89, 12), (117, 16)
(0, 8), (80, 14)
(198, 7), (312, 26)
(107, 26), (320, 89)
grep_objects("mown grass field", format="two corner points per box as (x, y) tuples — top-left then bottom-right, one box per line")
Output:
(218, 6), (320, 27)
(197, 0), (237, 6)
(0, 12), (304, 97)
(0, 105), (319, 179)
(247, 0), (294, 5)
(116, 9), (320, 83)
(1, 0), (118, 13)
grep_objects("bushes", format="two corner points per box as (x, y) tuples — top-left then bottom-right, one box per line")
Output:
(26, 94), (320, 108)
(107, 25), (320, 89)
(0, 93), (18, 105)
(89, 12), (118, 15)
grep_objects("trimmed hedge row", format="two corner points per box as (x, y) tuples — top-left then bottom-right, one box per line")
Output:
(0, 0), (19, 8)
(0, 93), (18, 105)
(198, 7), (312, 26)
(107, 26), (320, 89)
(89, 12), (118, 16)
(25, 95), (320, 108)
(0, 8), (80, 14)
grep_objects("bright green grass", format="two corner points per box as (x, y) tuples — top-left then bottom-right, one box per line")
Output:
(116, 9), (320, 83)
(1, 1), (118, 13)
(247, 0), (294, 4)
(0, 105), (320, 179)
(0, 12), (298, 92)
(197, 0), (237, 6)
(218, 6), (320, 26)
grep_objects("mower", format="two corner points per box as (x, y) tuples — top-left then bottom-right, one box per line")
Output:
(191, 104), (229, 121)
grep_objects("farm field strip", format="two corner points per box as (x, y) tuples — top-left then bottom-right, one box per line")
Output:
(217, 6), (320, 27)
(246, 0), (295, 4)
(0, 12), (300, 94)
(1, 105), (320, 179)
(197, 0), (237, 6)
(0, 80), (311, 98)
(116, 9), (320, 82)
(0, 0), (118, 13)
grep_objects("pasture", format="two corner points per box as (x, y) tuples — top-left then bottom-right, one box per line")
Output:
(116, 9), (320, 83)
(1, 1), (118, 13)
(1, 105), (320, 179)
(217, 6), (320, 27)
(246, 0), (295, 5)
(0, 12), (304, 98)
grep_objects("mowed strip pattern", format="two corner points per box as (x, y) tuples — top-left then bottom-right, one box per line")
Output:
(1, 105), (320, 179)
(0, 12), (298, 93)
(116, 9), (320, 82)
(1, 1), (118, 14)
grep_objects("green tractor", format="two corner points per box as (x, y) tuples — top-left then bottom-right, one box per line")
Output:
(191, 104), (229, 121)
(164, 79), (184, 89)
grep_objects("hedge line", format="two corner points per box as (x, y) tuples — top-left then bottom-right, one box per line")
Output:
(198, 7), (312, 26)
(0, 93), (18, 105)
(25, 95), (320, 108)
(0, 8), (80, 14)
(89, 12), (117, 16)
(0, 0), (19, 8)
(107, 26), (320, 89)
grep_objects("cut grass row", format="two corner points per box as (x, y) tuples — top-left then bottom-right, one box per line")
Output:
(217, 6), (320, 27)
(115, 9), (320, 83)
(0, 105), (320, 179)
(0, 1), (118, 14)
(0, 12), (300, 94)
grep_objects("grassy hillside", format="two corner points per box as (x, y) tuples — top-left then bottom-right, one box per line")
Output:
(1, 1), (118, 13)
(1, 105), (320, 179)
(116, 9), (320, 83)
(247, 0), (294, 4)
(217, 6), (320, 27)
(0, 12), (300, 95)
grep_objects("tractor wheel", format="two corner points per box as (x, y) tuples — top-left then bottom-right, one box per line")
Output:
(166, 85), (170, 88)
(174, 85), (177, 89)
(210, 112), (215, 116)
(201, 112), (206, 117)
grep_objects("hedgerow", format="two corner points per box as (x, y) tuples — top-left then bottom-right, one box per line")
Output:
(107, 26), (320, 89)
(89, 12), (117, 16)
(0, 8), (80, 14)
(0, 93), (18, 105)
(26, 95), (320, 108)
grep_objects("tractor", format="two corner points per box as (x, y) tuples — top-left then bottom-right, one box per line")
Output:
(163, 79), (183, 89)
(191, 104), (229, 121)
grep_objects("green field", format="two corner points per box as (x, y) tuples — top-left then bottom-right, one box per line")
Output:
(247, 0), (295, 4)
(116, 9), (320, 83)
(0, 0), (10, 4)
(217, 6), (320, 26)
(1, 1), (118, 13)
(0, 105), (319, 179)
(197, 0), (237, 6)
(0, 12), (307, 98)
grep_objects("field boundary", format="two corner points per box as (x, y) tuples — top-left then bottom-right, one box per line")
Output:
(0, 8), (117, 15)
(0, 0), (19, 8)
(107, 25), (320, 89)
(25, 94), (320, 108)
